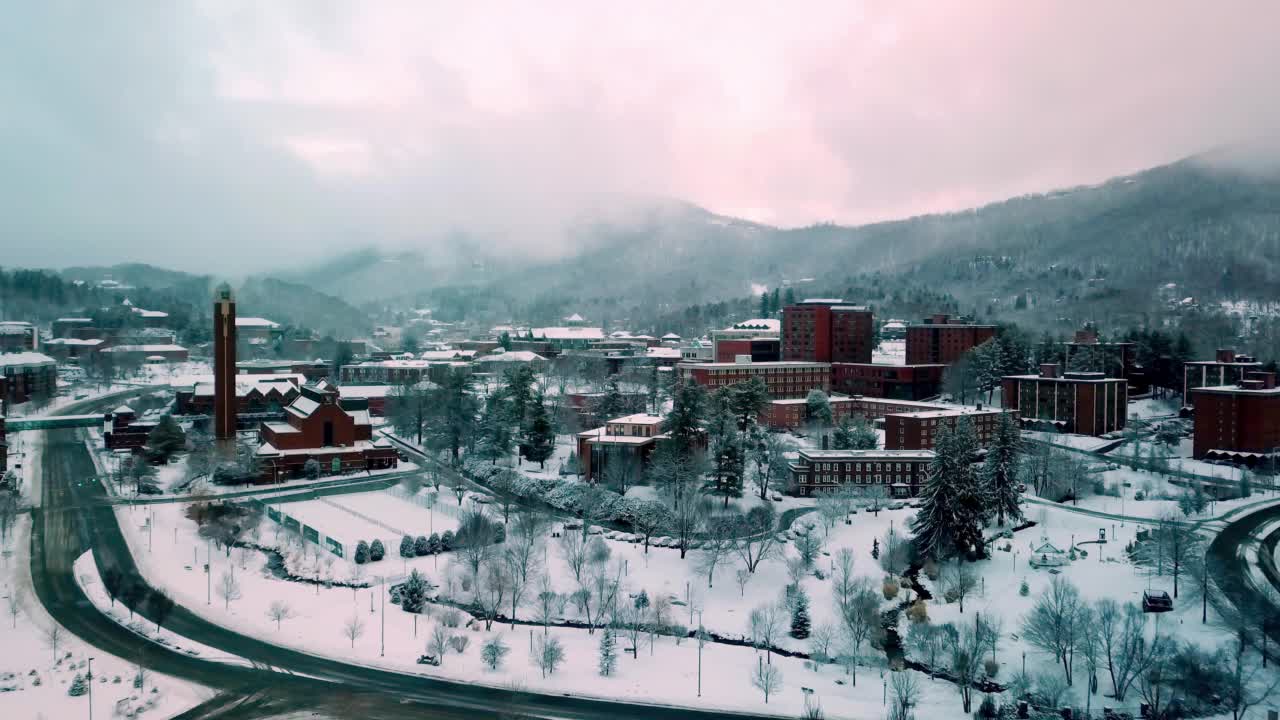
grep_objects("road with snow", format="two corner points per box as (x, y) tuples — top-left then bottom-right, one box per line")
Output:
(29, 392), (783, 720)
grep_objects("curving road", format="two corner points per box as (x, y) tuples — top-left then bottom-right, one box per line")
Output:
(29, 393), (782, 720)
(1204, 501), (1280, 664)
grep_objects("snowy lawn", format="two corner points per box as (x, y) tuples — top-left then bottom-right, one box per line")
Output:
(117, 497), (968, 718)
(0, 516), (209, 720)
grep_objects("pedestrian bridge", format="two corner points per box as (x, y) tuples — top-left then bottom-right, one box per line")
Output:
(4, 414), (103, 432)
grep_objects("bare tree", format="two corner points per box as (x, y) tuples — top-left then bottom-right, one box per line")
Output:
(734, 506), (780, 573)
(43, 624), (65, 663)
(879, 529), (910, 577)
(343, 612), (365, 648)
(532, 634), (565, 677)
(889, 670), (920, 720)
(558, 531), (589, 584)
(1021, 575), (1082, 685)
(1222, 642), (1280, 720)
(1076, 607), (1102, 714)
(837, 577), (880, 686)
(749, 602), (785, 665)
(534, 573), (558, 635)
(831, 548), (857, 610)
(1095, 598), (1165, 701)
(217, 570), (242, 610)
(907, 622), (949, 677)
(429, 623), (450, 664)
(476, 559), (511, 631)
(750, 658), (783, 704)
(793, 529), (824, 569)
(6, 589), (19, 629)
(947, 621), (983, 714)
(941, 560), (978, 613)
(505, 509), (547, 626)
(267, 600), (293, 630)
(735, 568), (752, 597)
(696, 514), (736, 588)
(1136, 517), (1203, 599)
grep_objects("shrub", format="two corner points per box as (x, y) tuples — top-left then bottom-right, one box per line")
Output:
(427, 532), (442, 554)
(440, 531), (455, 551)
(1018, 579), (1029, 597)
(399, 536), (416, 559)
(922, 559), (940, 581)
(441, 609), (463, 628)
(354, 541), (370, 564)
(978, 694), (998, 718)
(68, 674), (88, 697)
(983, 658), (999, 678)
(449, 635), (471, 654)
(906, 599), (928, 624)
(882, 576), (900, 600)
(304, 459), (321, 480)
(370, 539), (386, 561)
(414, 535), (430, 556)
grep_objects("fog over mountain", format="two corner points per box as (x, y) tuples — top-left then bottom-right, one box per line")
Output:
(2, 3), (1279, 274)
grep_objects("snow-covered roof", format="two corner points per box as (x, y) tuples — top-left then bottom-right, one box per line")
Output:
(182, 373), (305, 397)
(337, 384), (395, 399)
(113, 404), (134, 414)
(609, 414), (664, 425)
(476, 351), (546, 363)
(43, 338), (104, 347)
(1032, 541), (1066, 555)
(661, 333), (681, 340)
(726, 318), (780, 332)
(236, 317), (281, 328)
(646, 347), (682, 359)
(131, 308), (169, 318)
(798, 449), (935, 460)
(564, 313), (585, 323)
(531, 326), (605, 341)
(101, 344), (187, 353)
(0, 351), (56, 368)
(418, 350), (476, 361)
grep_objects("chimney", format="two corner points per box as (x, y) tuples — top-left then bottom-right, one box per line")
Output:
(1216, 348), (1236, 364)
(1040, 363), (1060, 379)
(1073, 327), (1098, 344)
(1246, 371), (1276, 389)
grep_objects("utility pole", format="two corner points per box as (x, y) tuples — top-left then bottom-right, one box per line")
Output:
(380, 576), (386, 657)
(206, 538), (211, 605)
(87, 656), (94, 720)
(697, 612), (705, 698)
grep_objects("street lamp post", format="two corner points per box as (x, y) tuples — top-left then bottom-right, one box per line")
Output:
(87, 656), (94, 720)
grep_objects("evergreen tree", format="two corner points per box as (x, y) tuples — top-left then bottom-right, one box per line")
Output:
(414, 535), (430, 556)
(789, 588), (811, 639)
(705, 390), (744, 507)
(478, 396), (514, 465)
(428, 368), (479, 463)
(563, 450), (580, 476)
(729, 377), (771, 430)
(145, 413), (186, 462)
(771, 288), (781, 314)
(503, 365), (536, 425)
(370, 539), (386, 561)
(400, 569), (429, 613)
(911, 418), (986, 559)
(833, 415), (878, 450)
(805, 389), (833, 428)
(783, 288), (796, 306)
(598, 627), (618, 676)
(667, 381), (706, 457)
(498, 331), (512, 351)
(523, 391), (556, 469)
(648, 362), (661, 415)
(981, 413), (1023, 527)
(597, 376), (626, 421)
(68, 673), (88, 697)
(871, 538), (880, 559)
(355, 541), (370, 564)
(759, 292), (770, 319)
(399, 535), (416, 559)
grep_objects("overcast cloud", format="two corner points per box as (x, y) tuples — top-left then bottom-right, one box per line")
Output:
(1, 2), (1277, 273)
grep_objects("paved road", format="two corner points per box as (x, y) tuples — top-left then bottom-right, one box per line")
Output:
(30, 395), (782, 720)
(1204, 502), (1280, 664)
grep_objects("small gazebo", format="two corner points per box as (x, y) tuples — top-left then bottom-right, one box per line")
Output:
(1028, 539), (1070, 568)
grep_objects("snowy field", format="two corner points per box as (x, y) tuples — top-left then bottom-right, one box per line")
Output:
(0, 516), (209, 720)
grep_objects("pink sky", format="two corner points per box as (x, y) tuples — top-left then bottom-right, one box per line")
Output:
(4, 2), (1279, 268)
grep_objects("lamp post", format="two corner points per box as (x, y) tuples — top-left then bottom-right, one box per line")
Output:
(87, 656), (94, 720)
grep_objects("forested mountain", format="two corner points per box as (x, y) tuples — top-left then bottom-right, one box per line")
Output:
(306, 149), (1280, 338)
(235, 277), (368, 338)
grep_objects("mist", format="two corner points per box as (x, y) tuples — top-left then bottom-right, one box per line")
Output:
(2, 2), (1278, 274)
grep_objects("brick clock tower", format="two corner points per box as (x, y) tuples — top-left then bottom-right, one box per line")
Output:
(213, 283), (237, 440)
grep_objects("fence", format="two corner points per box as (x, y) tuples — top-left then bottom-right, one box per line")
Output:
(250, 497), (348, 560)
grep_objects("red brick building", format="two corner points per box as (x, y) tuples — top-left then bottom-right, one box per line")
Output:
(831, 363), (946, 400)
(1190, 372), (1280, 462)
(782, 300), (873, 364)
(576, 414), (669, 482)
(713, 319), (781, 363)
(763, 394), (950, 430)
(0, 352), (57, 405)
(905, 314), (997, 365)
(255, 380), (398, 482)
(1183, 349), (1264, 404)
(884, 407), (1014, 450)
(0, 322), (38, 352)
(175, 375), (304, 420)
(214, 284), (237, 440)
(677, 359), (830, 399)
(788, 449), (934, 497)
(1001, 363), (1127, 436)
(103, 405), (157, 451)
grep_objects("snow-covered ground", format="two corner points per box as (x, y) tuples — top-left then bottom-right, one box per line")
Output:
(0, 516), (209, 720)
(119, 496), (961, 718)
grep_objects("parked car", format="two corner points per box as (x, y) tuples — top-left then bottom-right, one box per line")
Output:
(1142, 589), (1173, 613)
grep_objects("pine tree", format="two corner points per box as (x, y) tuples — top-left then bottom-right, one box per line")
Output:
(146, 413), (186, 462)
(981, 412), (1023, 527)
(522, 391), (556, 469)
(872, 538), (880, 559)
(789, 589), (811, 639)
(597, 376), (626, 421)
(911, 418), (986, 559)
(370, 539), (386, 562)
(401, 569), (428, 613)
(355, 540), (370, 564)
(68, 673), (88, 697)
(783, 288), (796, 306)
(805, 390), (833, 428)
(414, 535), (430, 556)
(478, 396), (513, 465)
(598, 627), (618, 676)
(729, 377), (771, 431)
(399, 535), (416, 559)
(667, 381), (706, 457)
